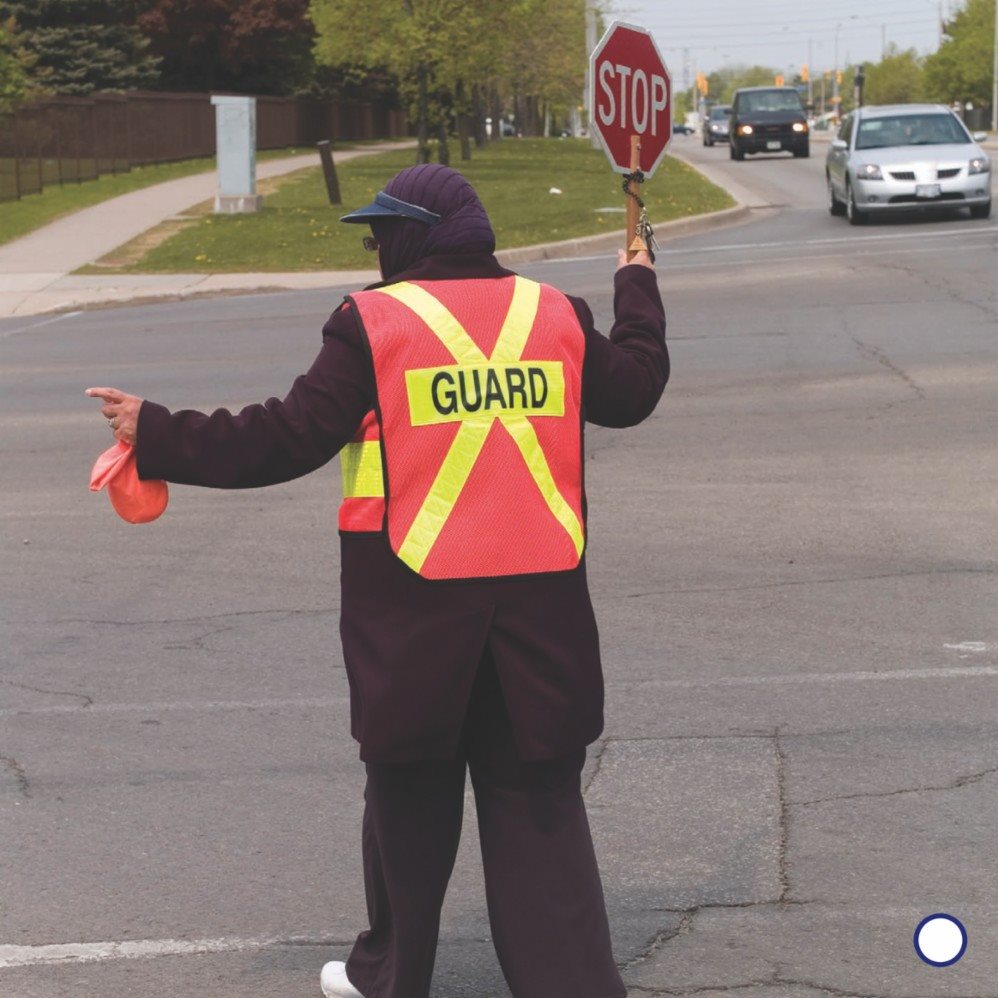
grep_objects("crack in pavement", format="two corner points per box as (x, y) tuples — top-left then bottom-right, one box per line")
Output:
(163, 624), (236, 653)
(48, 607), (336, 628)
(621, 900), (816, 977)
(850, 335), (926, 400)
(773, 728), (791, 902)
(621, 910), (696, 971)
(621, 566), (993, 601)
(0, 678), (93, 708)
(791, 764), (998, 807)
(583, 738), (609, 796)
(1, 754), (31, 798)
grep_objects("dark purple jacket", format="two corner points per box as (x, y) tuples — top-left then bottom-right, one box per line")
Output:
(137, 253), (667, 763)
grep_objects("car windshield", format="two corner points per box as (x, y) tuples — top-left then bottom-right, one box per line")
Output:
(710, 107), (730, 120)
(856, 113), (970, 149)
(738, 90), (802, 113)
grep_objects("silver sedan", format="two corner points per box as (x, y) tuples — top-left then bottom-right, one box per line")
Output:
(826, 103), (991, 224)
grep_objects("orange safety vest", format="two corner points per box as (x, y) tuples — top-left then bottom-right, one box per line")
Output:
(338, 276), (586, 581)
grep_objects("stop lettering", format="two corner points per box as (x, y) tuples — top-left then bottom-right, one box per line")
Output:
(589, 22), (672, 178)
(596, 63), (669, 137)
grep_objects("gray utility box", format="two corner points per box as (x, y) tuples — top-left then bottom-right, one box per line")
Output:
(211, 95), (262, 213)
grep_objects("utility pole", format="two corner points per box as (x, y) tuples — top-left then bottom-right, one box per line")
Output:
(992, 0), (997, 132)
(808, 38), (814, 106)
(584, 0), (598, 144)
(833, 26), (841, 119)
(882, 24), (887, 59)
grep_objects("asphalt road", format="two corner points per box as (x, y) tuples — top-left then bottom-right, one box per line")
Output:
(2, 139), (997, 998)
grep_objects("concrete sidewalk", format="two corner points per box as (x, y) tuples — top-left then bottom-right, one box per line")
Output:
(0, 142), (415, 318)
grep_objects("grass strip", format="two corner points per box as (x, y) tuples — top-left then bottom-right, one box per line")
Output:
(103, 139), (734, 274)
(0, 144), (388, 248)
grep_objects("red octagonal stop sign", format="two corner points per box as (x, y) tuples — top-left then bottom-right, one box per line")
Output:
(589, 22), (672, 178)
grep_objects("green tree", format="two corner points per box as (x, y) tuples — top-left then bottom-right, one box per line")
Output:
(311, 0), (588, 162)
(862, 45), (926, 105)
(0, 18), (29, 106)
(0, 0), (159, 95)
(704, 65), (781, 103)
(137, 0), (315, 95)
(924, 0), (995, 107)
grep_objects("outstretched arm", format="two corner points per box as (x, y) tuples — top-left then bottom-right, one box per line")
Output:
(85, 306), (373, 489)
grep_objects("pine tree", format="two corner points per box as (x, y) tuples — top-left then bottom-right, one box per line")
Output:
(0, 0), (160, 95)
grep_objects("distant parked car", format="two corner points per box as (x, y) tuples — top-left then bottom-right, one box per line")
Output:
(729, 86), (809, 160)
(702, 105), (731, 146)
(673, 123), (695, 136)
(826, 103), (991, 224)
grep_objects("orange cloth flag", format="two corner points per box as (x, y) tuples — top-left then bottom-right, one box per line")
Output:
(90, 441), (168, 524)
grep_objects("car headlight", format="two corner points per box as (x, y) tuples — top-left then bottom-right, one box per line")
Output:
(710, 124), (720, 131)
(856, 164), (883, 180)
(739, 125), (753, 136)
(792, 122), (807, 133)
(969, 157), (990, 174)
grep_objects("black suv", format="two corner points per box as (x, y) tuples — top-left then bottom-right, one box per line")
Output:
(729, 87), (809, 160)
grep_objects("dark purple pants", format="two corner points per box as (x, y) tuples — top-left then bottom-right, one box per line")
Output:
(345, 657), (626, 998)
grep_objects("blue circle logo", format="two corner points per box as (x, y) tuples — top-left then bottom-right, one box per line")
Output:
(913, 913), (967, 967)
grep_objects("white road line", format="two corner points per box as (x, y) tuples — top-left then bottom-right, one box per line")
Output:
(3, 667), (996, 719)
(661, 240), (998, 273)
(0, 935), (329, 969)
(0, 310), (81, 340)
(655, 223), (998, 258)
(607, 664), (998, 690)
(944, 641), (998, 653)
(539, 229), (997, 269)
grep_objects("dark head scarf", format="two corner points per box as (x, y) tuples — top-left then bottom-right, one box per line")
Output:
(370, 164), (496, 280)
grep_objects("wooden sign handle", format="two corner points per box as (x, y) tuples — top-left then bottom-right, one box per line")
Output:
(626, 135), (648, 261)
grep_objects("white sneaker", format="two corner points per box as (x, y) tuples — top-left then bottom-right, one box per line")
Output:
(320, 960), (365, 998)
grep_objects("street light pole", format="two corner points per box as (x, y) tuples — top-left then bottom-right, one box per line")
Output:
(992, 0), (997, 133)
(808, 37), (814, 106)
(834, 24), (841, 119)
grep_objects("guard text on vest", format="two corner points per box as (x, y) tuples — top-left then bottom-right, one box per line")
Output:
(405, 362), (565, 426)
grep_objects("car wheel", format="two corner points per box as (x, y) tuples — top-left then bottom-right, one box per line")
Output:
(828, 174), (846, 216)
(730, 142), (744, 161)
(793, 143), (810, 159)
(970, 200), (991, 219)
(846, 181), (866, 225)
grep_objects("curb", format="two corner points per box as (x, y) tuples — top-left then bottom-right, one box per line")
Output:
(495, 203), (750, 267)
(6, 157), (754, 317)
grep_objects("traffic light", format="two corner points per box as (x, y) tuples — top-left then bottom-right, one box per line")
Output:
(775, 74), (785, 87)
(801, 65), (810, 83)
(696, 72), (709, 96)
(836, 70), (843, 85)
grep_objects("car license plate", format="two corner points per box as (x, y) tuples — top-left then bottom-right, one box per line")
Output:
(766, 140), (781, 150)
(916, 184), (941, 199)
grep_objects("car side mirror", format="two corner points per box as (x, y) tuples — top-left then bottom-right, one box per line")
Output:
(831, 138), (847, 150)
(973, 131), (988, 142)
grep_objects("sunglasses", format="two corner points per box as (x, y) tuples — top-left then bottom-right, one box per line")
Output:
(362, 236), (379, 252)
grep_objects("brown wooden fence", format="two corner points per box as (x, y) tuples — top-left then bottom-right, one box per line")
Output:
(0, 91), (408, 203)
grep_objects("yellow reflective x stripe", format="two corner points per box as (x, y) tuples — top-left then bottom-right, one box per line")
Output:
(503, 416), (584, 557)
(396, 420), (491, 571)
(375, 277), (584, 573)
(340, 440), (384, 498)
(378, 282), (485, 365)
(489, 276), (540, 363)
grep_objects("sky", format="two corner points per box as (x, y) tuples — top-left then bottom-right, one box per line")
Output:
(611, 0), (951, 81)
